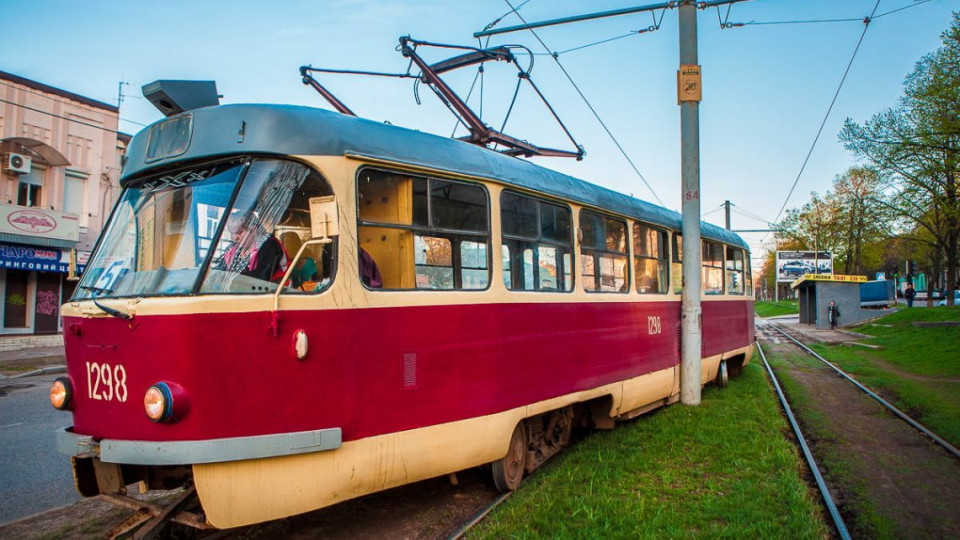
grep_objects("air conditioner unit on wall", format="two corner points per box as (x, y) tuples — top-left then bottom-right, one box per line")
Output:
(3, 153), (32, 174)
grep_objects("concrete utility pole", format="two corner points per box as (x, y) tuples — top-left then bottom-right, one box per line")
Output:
(724, 200), (732, 230)
(477, 0), (754, 407)
(678, 0), (702, 405)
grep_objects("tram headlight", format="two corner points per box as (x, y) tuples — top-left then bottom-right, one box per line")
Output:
(144, 382), (190, 423)
(50, 377), (73, 411)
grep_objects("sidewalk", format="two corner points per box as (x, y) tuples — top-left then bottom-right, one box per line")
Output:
(762, 314), (870, 345)
(0, 342), (65, 379)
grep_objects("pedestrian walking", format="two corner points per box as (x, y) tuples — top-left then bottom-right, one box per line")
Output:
(827, 300), (840, 330)
(905, 282), (916, 308)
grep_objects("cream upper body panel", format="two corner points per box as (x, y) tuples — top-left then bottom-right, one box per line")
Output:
(64, 154), (751, 318)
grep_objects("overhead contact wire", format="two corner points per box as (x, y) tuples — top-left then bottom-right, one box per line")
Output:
(502, 0), (666, 208)
(767, 0), (882, 241)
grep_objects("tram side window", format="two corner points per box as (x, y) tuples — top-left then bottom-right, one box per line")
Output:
(726, 246), (745, 295)
(357, 169), (489, 290)
(580, 211), (628, 293)
(501, 192), (572, 292)
(671, 233), (683, 294)
(634, 223), (668, 294)
(726, 246), (744, 295)
(702, 241), (724, 295)
(746, 256), (754, 297)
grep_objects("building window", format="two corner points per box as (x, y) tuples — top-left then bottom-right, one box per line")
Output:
(357, 169), (490, 290)
(501, 192), (572, 292)
(702, 241), (725, 295)
(17, 167), (43, 208)
(579, 210), (628, 293)
(726, 246), (745, 295)
(634, 223), (668, 294)
(63, 172), (87, 216)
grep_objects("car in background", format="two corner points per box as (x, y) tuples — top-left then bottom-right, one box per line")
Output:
(937, 290), (960, 306)
(781, 262), (811, 277)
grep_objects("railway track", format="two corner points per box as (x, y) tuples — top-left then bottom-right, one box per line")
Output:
(757, 317), (960, 539)
(754, 333), (852, 540)
(758, 319), (960, 459)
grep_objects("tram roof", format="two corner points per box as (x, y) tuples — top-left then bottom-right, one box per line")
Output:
(123, 104), (748, 250)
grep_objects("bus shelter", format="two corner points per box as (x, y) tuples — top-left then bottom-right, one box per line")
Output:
(792, 274), (868, 329)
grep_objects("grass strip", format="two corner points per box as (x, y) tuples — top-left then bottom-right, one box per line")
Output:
(472, 362), (829, 539)
(755, 300), (799, 318)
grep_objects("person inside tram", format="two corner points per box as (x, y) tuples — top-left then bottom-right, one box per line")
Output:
(281, 231), (319, 289)
(359, 247), (382, 288)
(219, 210), (289, 282)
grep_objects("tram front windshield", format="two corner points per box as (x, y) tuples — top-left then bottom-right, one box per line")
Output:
(73, 158), (316, 299)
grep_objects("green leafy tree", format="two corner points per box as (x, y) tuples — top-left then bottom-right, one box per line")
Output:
(840, 13), (960, 304)
(831, 166), (893, 274)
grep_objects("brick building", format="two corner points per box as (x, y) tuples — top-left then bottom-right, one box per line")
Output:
(0, 70), (126, 335)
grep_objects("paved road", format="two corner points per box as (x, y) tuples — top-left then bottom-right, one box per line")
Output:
(0, 373), (79, 524)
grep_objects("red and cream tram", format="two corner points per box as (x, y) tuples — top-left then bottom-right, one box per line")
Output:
(51, 99), (754, 528)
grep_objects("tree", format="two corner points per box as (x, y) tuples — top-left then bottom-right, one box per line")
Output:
(831, 166), (893, 274)
(777, 192), (843, 255)
(840, 13), (960, 304)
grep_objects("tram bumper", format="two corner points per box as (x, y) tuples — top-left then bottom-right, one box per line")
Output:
(57, 426), (342, 465)
(56, 425), (343, 496)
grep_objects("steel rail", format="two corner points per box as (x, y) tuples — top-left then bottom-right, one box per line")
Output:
(763, 320), (960, 460)
(446, 491), (512, 540)
(756, 341), (852, 540)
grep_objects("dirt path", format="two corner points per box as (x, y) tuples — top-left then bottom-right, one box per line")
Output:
(762, 337), (960, 538)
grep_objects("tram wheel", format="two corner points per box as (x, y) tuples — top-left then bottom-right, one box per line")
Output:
(492, 422), (527, 492)
(717, 360), (729, 388)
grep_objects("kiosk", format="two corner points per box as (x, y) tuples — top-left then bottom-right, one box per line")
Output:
(792, 274), (871, 329)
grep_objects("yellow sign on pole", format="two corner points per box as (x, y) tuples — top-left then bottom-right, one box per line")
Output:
(677, 64), (702, 103)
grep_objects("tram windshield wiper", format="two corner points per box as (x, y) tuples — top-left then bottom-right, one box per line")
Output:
(79, 285), (113, 296)
(79, 286), (134, 321)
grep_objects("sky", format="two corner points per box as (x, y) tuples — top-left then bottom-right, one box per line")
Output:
(2, 0), (957, 270)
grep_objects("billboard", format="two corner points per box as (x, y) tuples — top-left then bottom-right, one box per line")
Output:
(776, 251), (832, 283)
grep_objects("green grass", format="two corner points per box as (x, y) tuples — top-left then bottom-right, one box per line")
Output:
(755, 300), (799, 318)
(0, 363), (36, 374)
(472, 363), (830, 539)
(808, 307), (960, 447)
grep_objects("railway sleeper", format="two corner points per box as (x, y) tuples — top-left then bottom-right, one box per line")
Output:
(72, 455), (209, 536)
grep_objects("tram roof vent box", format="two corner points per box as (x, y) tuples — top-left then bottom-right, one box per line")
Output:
(143, 80), (220, 117)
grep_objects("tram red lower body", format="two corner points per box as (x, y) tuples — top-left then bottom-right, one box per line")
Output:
(63, 300), (753, 443)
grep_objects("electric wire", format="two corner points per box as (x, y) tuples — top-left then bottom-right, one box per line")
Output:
(531, 31), (642, 56)
(741, 0), (934, 26)
(873, 0), (936, 19)
(702, 204), (724, 217)
(745, 17), (862, 26)
(765, 0), (882, 244)
(732, 205), (776, 226)
(0, 81), (147, 128)
(0, 97), (124, 135)
(502, 0), (666, 208)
